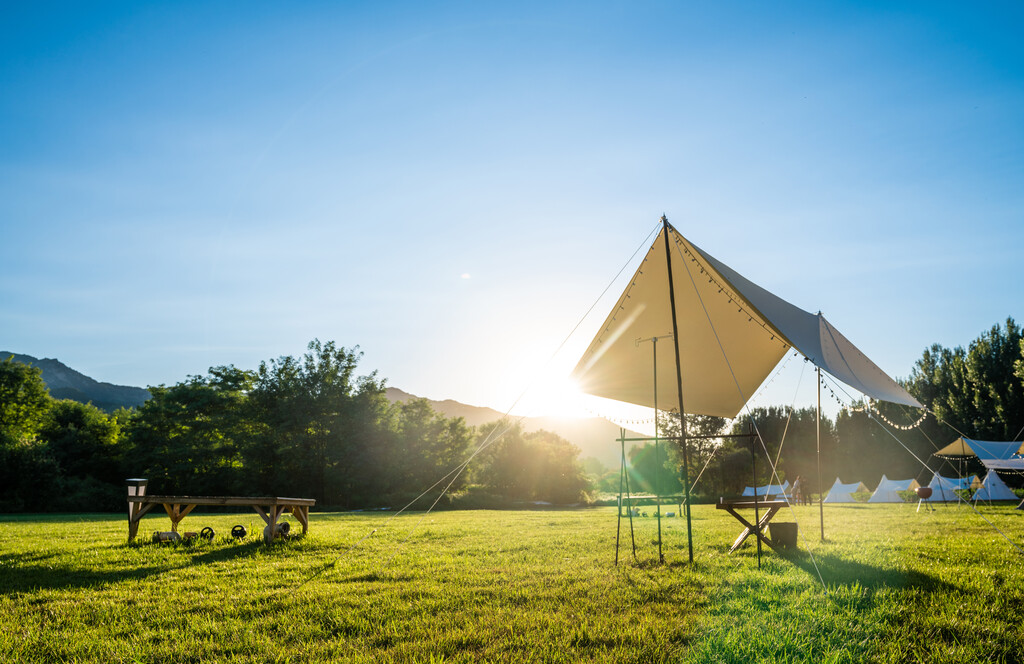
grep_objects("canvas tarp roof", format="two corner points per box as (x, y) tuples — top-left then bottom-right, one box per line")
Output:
(822, 478), (868, 503)
(868, 475), (919, 503)
(972, 472), (1018, 501)
(934, 437), (1024, 459)
(979, 457), (1024, 472)
(571, 225), (922, 418)
(741, 481), (790, 497)
(922, 473), (978, 501)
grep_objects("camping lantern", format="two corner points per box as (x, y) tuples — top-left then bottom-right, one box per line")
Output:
(126, 478), (149, 524)
(126, 478), (148, 498)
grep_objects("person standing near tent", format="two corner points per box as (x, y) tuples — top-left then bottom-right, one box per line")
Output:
(792, 475), (805, 505)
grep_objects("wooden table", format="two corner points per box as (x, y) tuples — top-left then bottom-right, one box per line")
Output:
(127, 495), (315, 544)
(716, 499), (788, 553)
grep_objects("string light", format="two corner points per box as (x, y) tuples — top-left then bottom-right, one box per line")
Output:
(675, 236), (789, 351)
(819, 376), (929, 430)
(580, 230), (790, 371)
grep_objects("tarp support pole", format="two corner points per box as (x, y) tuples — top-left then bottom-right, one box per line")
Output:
(653, 337), (664, 564)
(751, 420), (762, 569)
(616, 428), (639, 564)
(817, 364), (825, 541)
(661, 215), (693, 564)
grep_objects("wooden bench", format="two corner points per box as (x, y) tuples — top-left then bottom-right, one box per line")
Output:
(127, 493), (315, 544)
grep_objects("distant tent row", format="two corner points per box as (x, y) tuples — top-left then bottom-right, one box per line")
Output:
(932, 436), (1023, 504)
(794, 472), (1018, 504)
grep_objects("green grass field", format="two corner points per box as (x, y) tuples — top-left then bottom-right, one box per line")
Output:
(1, 503), (1022, 663)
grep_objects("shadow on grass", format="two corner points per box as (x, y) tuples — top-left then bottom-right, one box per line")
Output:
(779, 549), (950, 592)
(0, 541), (266, 595)
(0, 562), (179, 595)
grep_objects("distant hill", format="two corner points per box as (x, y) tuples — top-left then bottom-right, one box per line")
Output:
(385, 387), (644, 469)
(1, 351), (151, 412)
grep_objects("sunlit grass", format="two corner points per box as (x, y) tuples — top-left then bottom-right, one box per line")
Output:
(0, 503), (1021, 662)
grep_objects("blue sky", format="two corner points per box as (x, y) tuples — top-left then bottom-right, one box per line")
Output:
(2, 2), (1022, 417)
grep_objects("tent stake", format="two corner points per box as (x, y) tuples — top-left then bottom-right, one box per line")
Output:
(661, 215), (693, 564)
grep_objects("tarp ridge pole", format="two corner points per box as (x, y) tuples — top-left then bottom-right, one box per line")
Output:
(661, 215), (694, 564)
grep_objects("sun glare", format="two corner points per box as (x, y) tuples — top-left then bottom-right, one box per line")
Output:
(517, 374), (590, 419)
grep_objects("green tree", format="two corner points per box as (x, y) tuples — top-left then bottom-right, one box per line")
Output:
(38, 400), (125, 510)
(472, 421), (589, 503)
(0, 357), (51, 442)
(248, 340), (389, 506)
(125, 365), (254, 495)
(386, 398), (473, 498)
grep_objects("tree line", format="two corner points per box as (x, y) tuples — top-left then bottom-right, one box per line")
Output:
(0, 340), (589, 512)
(3, 319), (1019, 512)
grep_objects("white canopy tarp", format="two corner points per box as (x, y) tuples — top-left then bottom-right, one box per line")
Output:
(922, 473), (977, 502)
(934, 437), (1024, 459)
(868, 475), (919, 503)
(741, 481), (790, 497)
(571, 225), (922, 418)
(972, 472), (1018, 501)
(822, 478), (868, 503)
(979, 457), (1024, 472)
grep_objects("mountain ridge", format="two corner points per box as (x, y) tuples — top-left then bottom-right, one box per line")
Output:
(2, 351), (151, 411)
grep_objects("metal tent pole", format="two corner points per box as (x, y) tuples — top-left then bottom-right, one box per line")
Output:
(622, 428), (639, 562)
(661, 215), (694, 564)
(639, 334), (673, 564)
(751, 420), (762, 569)
(616, 431), (624, 566)
(653, 337), (664, 564)
(817, 364), (825, 541)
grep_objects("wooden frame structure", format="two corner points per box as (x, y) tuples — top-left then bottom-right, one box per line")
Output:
(127, 495), (315, 544)
(716, 499), (788, 553)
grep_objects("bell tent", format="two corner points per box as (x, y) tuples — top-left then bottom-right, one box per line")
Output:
(972, 472), (1018, 502)
(868, 475), (919, 503)
(921, 473), (978, 502)
(822, 478), (868, 503)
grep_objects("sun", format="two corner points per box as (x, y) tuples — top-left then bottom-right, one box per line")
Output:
(518, 374), (590, 419)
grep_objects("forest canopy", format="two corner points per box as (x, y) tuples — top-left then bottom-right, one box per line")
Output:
(0, 340), (588, 512)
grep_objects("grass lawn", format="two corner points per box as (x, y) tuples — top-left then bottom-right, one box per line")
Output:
(1, 502), (1022, 663)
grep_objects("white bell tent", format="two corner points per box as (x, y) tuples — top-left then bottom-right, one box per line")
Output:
(972, 472), (1018, 502)
(921, 473), (978, 502)
(822, 478), (868, 503)
(868, 475), (920, 503)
